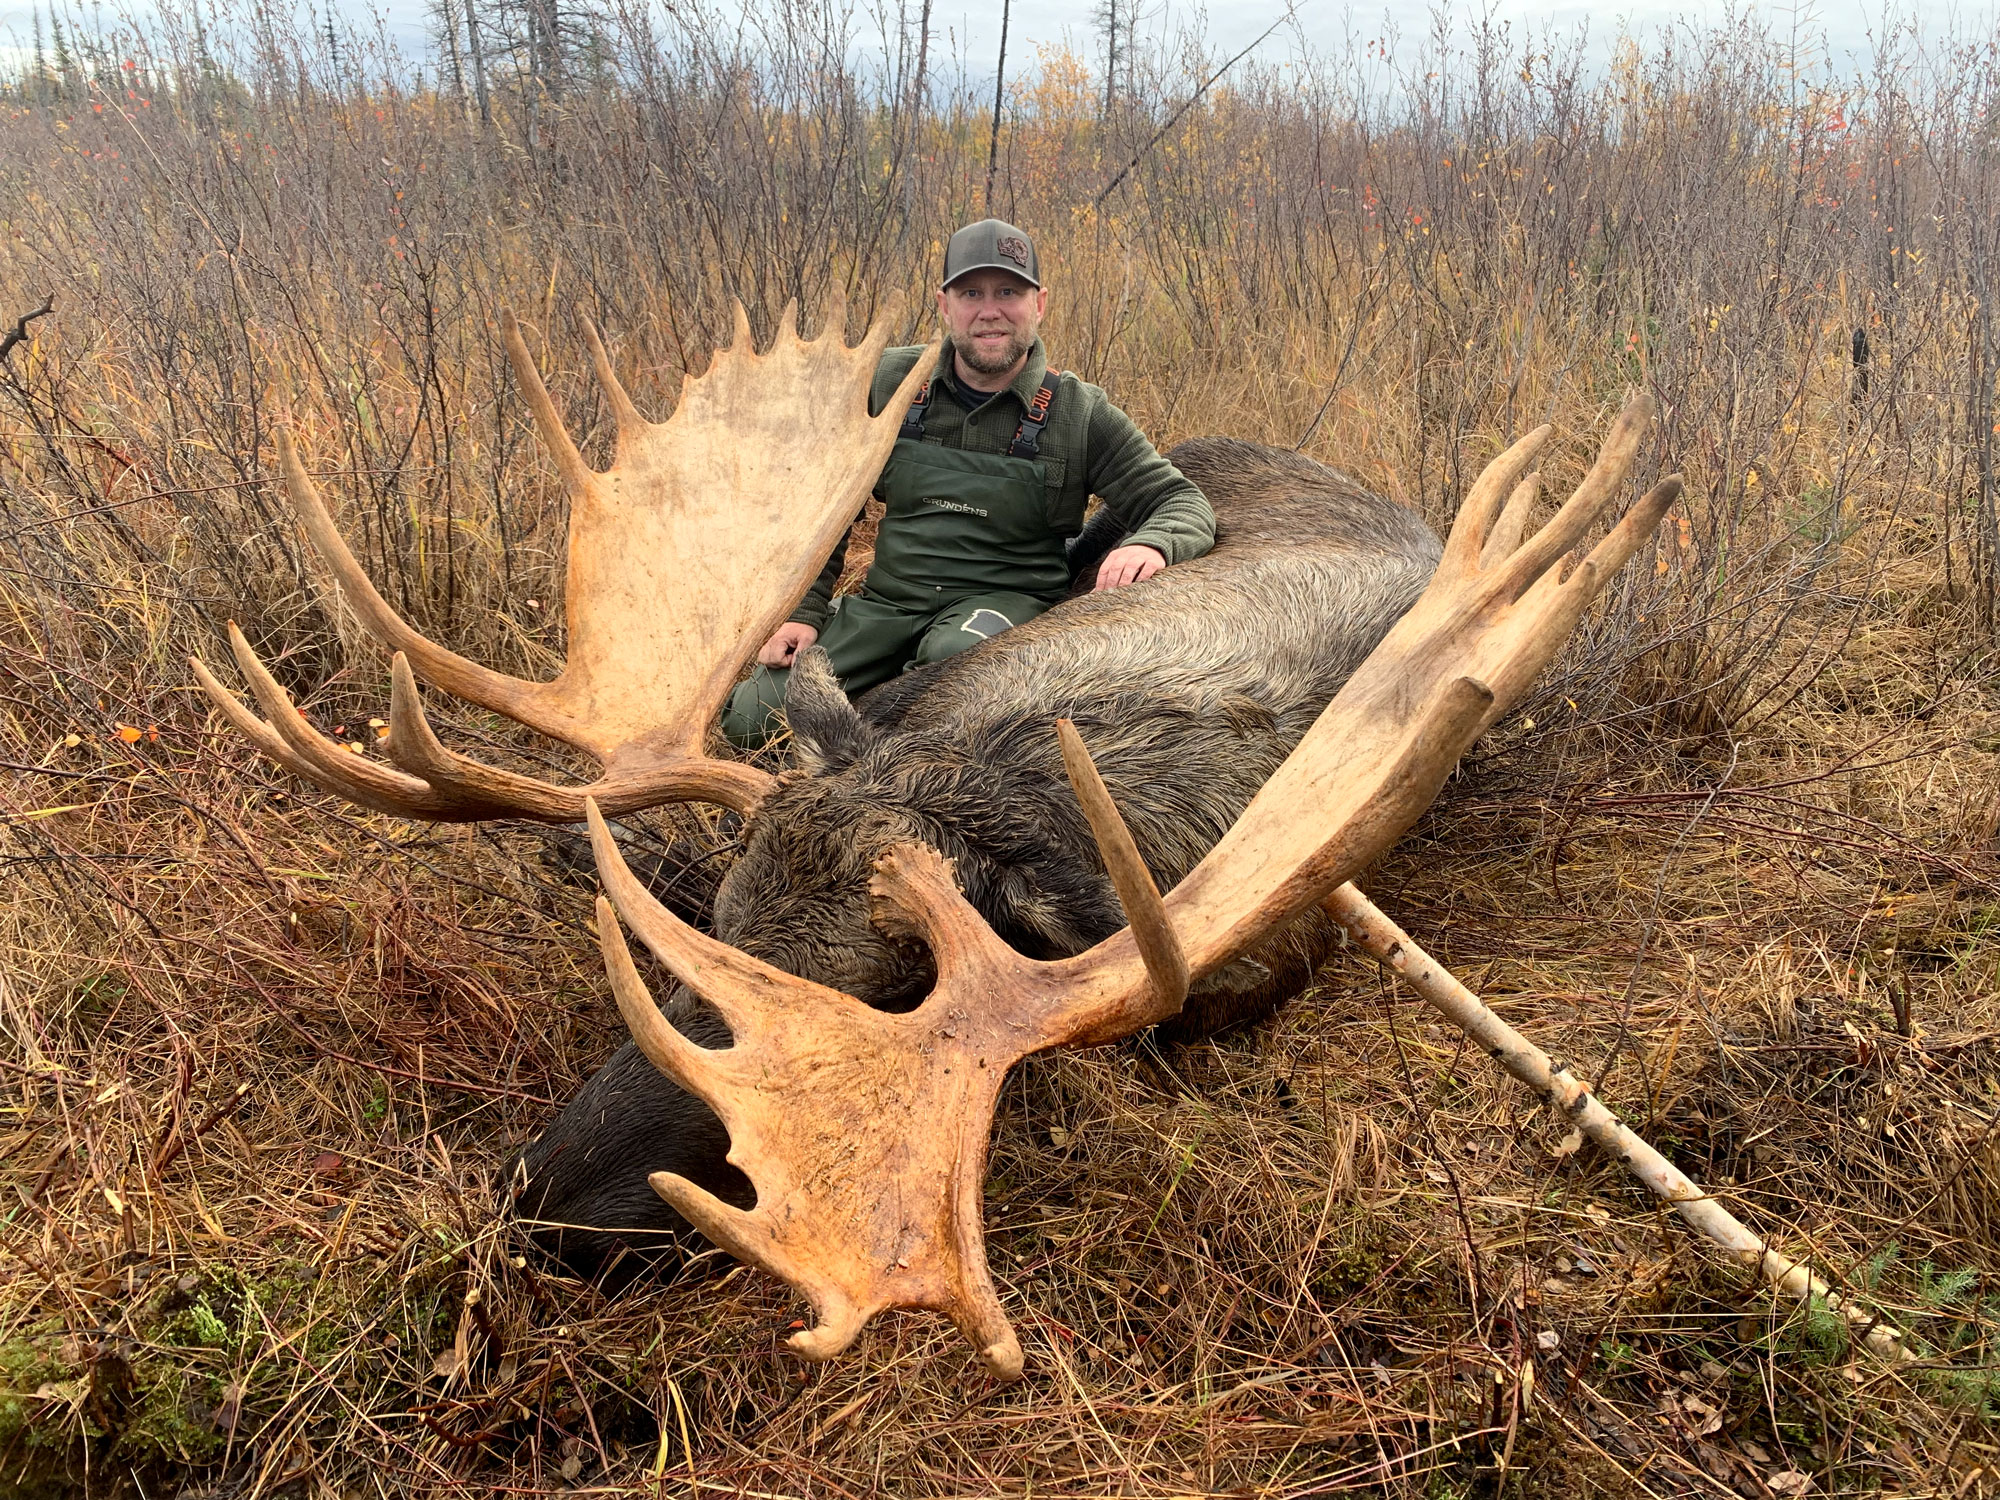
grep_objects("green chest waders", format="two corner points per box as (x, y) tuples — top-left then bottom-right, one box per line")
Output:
(863, 371), (1069, 609)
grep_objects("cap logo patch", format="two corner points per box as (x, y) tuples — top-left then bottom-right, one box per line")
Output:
(996, 235), (1030, 269)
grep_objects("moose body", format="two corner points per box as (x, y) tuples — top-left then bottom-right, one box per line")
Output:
(515, 435), (1444, 1280)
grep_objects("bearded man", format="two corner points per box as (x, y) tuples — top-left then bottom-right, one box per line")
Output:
(723, 218), (1216, 747)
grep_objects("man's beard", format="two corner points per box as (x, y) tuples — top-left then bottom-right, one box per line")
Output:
(952, 325), (1035, 377)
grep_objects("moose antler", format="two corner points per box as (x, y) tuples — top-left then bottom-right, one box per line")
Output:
(590, 394), (1682, 1376)
(193, 299), (936, 819)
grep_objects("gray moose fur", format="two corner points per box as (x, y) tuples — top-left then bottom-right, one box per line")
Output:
(513, 436), (1443, 1283)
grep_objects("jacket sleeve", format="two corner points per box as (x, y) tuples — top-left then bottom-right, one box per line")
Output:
(1084, 396), (1216, 564)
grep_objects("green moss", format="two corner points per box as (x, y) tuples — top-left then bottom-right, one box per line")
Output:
(117, 1366), (229, 1466)
(0, 1323), (72, 1451)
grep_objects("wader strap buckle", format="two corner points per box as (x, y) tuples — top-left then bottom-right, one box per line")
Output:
(899, 380), (933, 441)
(1007, 371), (1061, 459)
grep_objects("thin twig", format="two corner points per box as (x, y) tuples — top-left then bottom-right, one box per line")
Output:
(1091, 12), (1294, 209)
(0, 297), (53, 366)
(983, 0), (1011, 214)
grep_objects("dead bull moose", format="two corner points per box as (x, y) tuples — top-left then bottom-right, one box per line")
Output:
(512, 416), (1455, 1284)
(194, 293), (1800, 1378)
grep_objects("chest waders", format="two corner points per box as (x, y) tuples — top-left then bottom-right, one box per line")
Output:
(864, 373), (1067, 608)
(720, 370), (1066, 748)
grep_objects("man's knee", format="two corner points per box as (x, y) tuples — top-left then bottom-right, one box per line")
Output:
(722, 668), (789, 749)
(916, 599), (1040, 665)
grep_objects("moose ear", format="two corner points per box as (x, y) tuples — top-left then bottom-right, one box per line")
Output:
(783, 646), (874, 774)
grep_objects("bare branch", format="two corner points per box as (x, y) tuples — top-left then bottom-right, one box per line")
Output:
(0, 297), (54, 366)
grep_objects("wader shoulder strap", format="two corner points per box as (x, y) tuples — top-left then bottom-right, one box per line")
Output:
(899, 379), (933, 441)
(1007, 371), (1062, 459)
(901, 368), (1060, 455)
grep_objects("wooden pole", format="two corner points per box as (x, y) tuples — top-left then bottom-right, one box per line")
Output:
(1322, 882), (1913, 1364)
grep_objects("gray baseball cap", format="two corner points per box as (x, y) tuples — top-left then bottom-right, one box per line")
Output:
(941, 218), (1041, 288)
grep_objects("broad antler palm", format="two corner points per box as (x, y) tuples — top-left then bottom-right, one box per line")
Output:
(193, 297), (934, 819)
(586, 397), (1681, 1378)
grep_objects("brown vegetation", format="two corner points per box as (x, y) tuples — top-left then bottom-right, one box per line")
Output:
(0, 3), (1997, 1494)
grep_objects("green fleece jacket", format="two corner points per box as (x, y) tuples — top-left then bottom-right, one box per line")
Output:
(789, 339), (1215, 630)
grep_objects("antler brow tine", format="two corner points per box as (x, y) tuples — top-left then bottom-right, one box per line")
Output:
(594, 895), (731, 1103)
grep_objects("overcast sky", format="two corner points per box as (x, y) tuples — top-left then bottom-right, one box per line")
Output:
(0, 0), (1983, 79)
(922, 0), (1975, 81)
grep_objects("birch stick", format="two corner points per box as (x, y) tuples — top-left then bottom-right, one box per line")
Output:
(1322, 882), (1913, 1364)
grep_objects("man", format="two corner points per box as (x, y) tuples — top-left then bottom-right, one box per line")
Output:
(722, 218), (1216, 747)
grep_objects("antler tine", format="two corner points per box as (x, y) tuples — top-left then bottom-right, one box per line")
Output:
(595, 895), (735, 1105)
(852, 299), (916, 375)
(499, 309), (594, 496)
(1440, 425), (1550, 572)
(378, 652), (568, 815)
(816, 282), (850, 345)
(1055, 720), (1188, 1015)
(579, 314), (648, 444)
(189, 649), (451, 818)
(642, 1169), (764, 1262)
(643, 1169), (890, 1373)
(1479, 473), (1542, 571)
(1490, 394), (1655, 595)
(783, 1300), (874, 1363)
(950, 1197), (1026, 1380)
(1465, 474), (1682, 732)
(214, 623), (463, 815)
(644, 1186), (877, 1370)
(730, 299), (754, 352)
(774, 297), (800, 345)
(274, 429), (551, 727)
(586, 799), (856, 1033)
(1572, 476), (1683, 589)
(190, 652), (315, 768)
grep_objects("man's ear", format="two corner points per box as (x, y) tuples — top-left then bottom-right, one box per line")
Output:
(783, 647), (874, 774)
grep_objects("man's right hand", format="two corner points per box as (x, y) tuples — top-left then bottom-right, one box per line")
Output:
(757, 622), (819, 667)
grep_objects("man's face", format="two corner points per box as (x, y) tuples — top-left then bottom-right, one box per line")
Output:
(936, 268), (1048, 378)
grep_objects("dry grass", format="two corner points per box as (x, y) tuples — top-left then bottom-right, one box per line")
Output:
(1, 3), (1998, 1495)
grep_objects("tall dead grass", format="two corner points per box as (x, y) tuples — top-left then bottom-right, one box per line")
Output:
(0, 3), (1997, 1495)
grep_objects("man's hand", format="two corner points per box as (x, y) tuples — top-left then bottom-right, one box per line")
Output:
(758, 622), (819, 667)
(1094, 544), (1168, 591)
